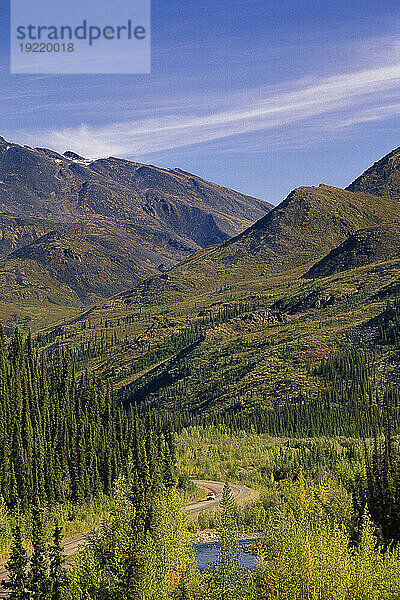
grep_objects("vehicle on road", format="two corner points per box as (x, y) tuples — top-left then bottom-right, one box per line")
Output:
(206, 491), (215, 500)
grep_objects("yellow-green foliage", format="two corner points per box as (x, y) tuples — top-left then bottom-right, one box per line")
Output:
(255, 476), (400, 600)
(0, 495), (112, 565)
(18, 431), (400, 600)
(68, 482), (196, 600)
(0, 495), (11, 558)
(177, 425), (362, 488)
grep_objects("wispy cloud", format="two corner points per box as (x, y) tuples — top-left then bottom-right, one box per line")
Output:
(22, 61), (400, 158)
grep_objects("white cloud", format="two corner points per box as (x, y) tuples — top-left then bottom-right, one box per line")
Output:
(22, 61), (400, 158)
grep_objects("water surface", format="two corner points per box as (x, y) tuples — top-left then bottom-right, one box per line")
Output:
(194, 538), (258, 572)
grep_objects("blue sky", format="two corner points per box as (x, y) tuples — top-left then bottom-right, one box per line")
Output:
(1, 0), (400, 204)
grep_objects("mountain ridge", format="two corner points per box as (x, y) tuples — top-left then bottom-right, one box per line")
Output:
(117, 175), (400, 308)
(303, 222), (400, 279)
(346, 146), (400, 198)
(12, 144), (400, 419)
(0, 136), (270, 303)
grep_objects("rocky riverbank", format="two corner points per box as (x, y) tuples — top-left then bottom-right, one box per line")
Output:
(192, 530), (264, 545)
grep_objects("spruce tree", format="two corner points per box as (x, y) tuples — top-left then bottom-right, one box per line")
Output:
(29, 506), (50, 600)
(3, 523), (30, 600)
(211, 483), (242, 598)
(0, 330), (144, 510)
(48, 524), (68, 600)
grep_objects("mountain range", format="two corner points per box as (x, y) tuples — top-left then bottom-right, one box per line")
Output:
(3, 139), (400, 418)
(0, 136), (269, 305)
(118, 147), (400, 307)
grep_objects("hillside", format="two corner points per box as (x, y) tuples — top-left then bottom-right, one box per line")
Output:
(207, 183), (400, 265)
(347, 146), (400, 198)
(0, 137), (269, 307)
(25, 146), (400, 421)
(304, 223), (400, 279)
(117, 181), (400, 307)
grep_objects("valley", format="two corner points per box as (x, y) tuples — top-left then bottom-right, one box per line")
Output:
(19, 145), (400, 426)
(2, 141), (400, 599)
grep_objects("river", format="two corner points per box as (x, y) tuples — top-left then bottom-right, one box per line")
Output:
(194, 538), (258, 572)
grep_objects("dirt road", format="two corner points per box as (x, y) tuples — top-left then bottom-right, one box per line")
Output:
(0, 480), (254, 597)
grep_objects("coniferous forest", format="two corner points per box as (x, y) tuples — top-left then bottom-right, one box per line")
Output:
(3, 141), (400, 598)
(5, 321), (400, 598)
(0, 328), (154, 511)
(3, 0), (400, 586)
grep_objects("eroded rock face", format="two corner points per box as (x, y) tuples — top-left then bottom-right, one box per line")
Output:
(0, 215), (52, 257)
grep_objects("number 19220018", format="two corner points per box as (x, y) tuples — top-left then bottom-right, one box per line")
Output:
(19, 42), (74, 52)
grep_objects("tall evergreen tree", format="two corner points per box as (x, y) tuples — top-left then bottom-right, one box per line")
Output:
(211, 483), (243, 598)
(3, 524), (30, 600)
(0, 329), (143, 511)
(48, 524), (68, 600)
(29, 506), (50, 600)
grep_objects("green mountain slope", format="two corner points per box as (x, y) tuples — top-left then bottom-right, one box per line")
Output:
(347, 146), (400, 198)
(304, 223), (400, 279)
(25, 146), (400, 422)
(117, 182), (400, 308)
